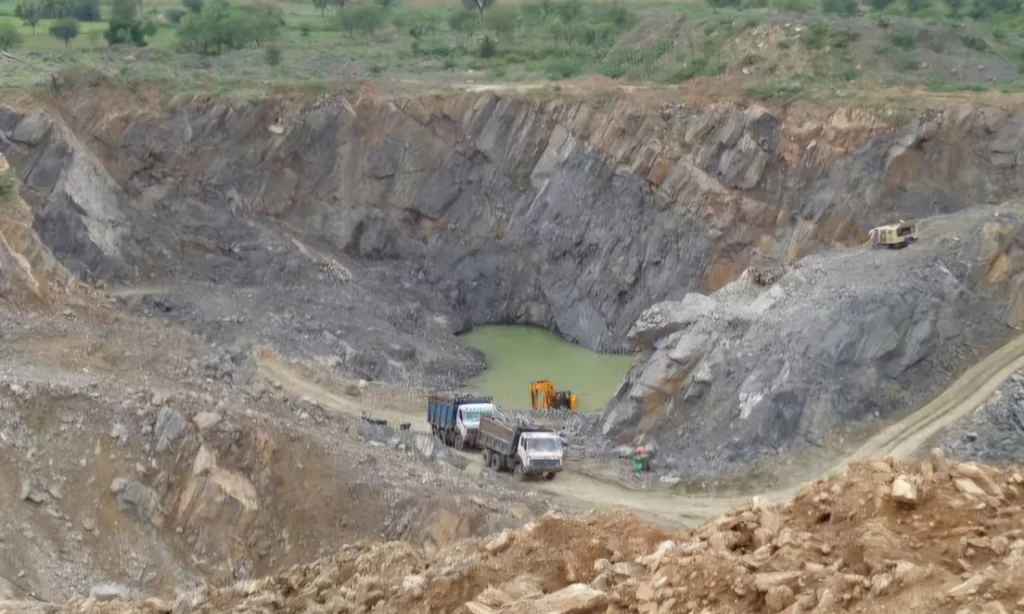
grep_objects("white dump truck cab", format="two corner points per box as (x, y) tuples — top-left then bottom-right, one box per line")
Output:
(516, 431), (564, 477)
(456, 402), (498, 448)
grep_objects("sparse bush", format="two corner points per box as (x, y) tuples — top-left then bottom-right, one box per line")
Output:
(336, 3), (386, 37)
(842, 66), (860, 80)
(892, 52), (921, 69)
(447, 8), (477, 37)
(374, 0), (396, 7)
(944, 0), (964, 14)
(486, 5), (517, 38)
(176, 0), (281, 53)
(72, 0), (102, 22)
(407, 12), (438, 39)
(265, 44), (281, 65)
(0, 22), (23, 51)
(164, 7), (186, 22)
(906, 0), (931, 12)
(799, 20), (830, 49)
(299, 22), (311, 36)
(821, 0), (859, 16)
(961, 34), (988, 50)
(830, 29), (859, 48)
(49, 17), (79, 47)
(771, 0), (816, 11)
(891, 28), (915, 49)
(707, 0), (741, 8)
(777, 39), (791, 49)
(182, 0), (203, 13)
(552, 0), (583, 22)
(479, 34), (495, 57)
(545, 55), (582, 78)
(312, 0), (329, 17)
(870, 0), (893, 9)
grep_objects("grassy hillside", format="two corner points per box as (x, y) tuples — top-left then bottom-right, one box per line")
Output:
(2, 0), (1024, 102)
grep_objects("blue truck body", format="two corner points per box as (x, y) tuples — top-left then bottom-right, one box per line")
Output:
(427, 394), (495, 449)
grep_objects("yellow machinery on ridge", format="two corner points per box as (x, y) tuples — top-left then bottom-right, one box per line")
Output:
(529, 380), (578, 411)
(869, 220), (918, 249)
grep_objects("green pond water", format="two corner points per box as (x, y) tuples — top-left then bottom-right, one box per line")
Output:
(458, 325), (636, 413)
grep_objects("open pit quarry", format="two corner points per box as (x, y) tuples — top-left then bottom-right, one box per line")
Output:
(1, 70), (1024, 613)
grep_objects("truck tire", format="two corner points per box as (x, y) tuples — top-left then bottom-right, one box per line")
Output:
(482, 449), (491, 466)
(513, 463), (527, 481)
(454, 432), (465, 450)
(489, 452), (501, 471)
(544, 472), (556, 480)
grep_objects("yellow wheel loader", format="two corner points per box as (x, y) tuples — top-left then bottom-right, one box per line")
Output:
(869, 220), (918, 250)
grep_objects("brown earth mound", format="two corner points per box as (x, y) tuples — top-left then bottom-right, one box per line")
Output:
(27, 453), (1024, 614)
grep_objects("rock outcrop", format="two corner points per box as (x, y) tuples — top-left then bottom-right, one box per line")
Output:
(21, 457), (1024, 614)
(601, 204), (1024, 478)
(7, 75), (1024, 356)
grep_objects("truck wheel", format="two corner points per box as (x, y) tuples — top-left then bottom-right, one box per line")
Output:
(544, 472), (556, 480)
(482, 449), (491, 466)
(454, 433), (464, 450)
(513, 463), (527, 481)
(489, 453), (501, 471)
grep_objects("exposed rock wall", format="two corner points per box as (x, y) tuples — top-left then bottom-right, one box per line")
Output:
(7, 79), (1024, 355)
(602, 204), (1024, 478)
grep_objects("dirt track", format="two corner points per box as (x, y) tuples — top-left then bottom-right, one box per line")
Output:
(256, 330), (1024, 528)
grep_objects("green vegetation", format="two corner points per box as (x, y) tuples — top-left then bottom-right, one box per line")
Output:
(48, 15), (78, 45)
(0, 0), (1022, 105)
(0, 21), (23, 49)
(0, 171), (14, 199)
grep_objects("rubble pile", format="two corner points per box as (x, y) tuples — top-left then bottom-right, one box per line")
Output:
(46, 453), (1024, 614)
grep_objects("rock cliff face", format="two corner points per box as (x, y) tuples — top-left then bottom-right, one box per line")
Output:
(602, 205), (1024, 478)
(5, 74), (1024, 473)
(7, 77), (1024, 356)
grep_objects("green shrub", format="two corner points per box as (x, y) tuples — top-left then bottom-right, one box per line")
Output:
(772, 0), (816, 11)
(164, 7), (187, 22)
(300, 22), (311, 36)
(265, 44), (281, 65)
(0, 22), (23, 51)
(961, 34), (988, 51)
(891, 28), (915, 49)
(337, 3), (387, 37)
(800, 21), (830, 49)
(480, 34), (496, 57)
(546, 55), (582, 78)
(0, 172), (15, 198)
(842, 66), (861, 80)
(821, 0), (859, 15)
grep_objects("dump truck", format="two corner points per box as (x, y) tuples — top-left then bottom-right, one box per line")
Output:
(427, 394), (498, 450)
(478, 414), (564, 480)
(528, 380), (578, 411)
(869, 220), (918, 249)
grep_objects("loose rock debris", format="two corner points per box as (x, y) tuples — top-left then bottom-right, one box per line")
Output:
(26, 456), (1024, 614)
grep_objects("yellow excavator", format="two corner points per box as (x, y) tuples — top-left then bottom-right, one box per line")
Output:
(529, 380), (578, 411)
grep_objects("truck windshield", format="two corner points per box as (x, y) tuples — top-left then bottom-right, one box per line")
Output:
(529, 438), (563, 453)
(459, 403), (496, 425)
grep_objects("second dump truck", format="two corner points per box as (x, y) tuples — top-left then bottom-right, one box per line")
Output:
(478, 414), (564, 480)
(427, 394), (498, 450)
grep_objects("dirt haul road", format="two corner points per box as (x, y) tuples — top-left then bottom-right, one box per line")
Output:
(257, 333), (1024, 528)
